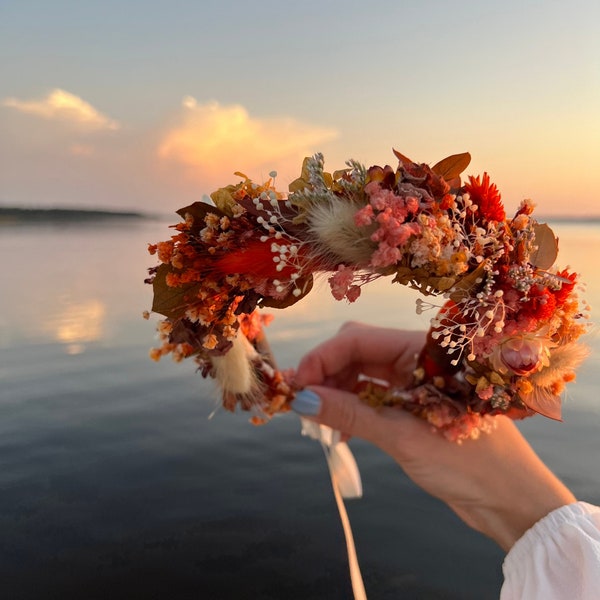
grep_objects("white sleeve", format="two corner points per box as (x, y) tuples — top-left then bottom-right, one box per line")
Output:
(500, 501), (600, 600)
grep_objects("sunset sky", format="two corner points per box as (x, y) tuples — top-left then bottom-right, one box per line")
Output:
(1, 0), (599, 217)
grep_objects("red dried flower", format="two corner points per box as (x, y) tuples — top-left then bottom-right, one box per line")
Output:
(465, 173), (505, 222)
(552, 269), (577, 305)
(521, 285), (557, 321)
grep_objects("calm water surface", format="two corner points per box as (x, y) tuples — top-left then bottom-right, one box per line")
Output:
(1, 218), (599, 599)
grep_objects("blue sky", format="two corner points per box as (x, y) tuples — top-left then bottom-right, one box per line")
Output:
(1, 0), (599, 215)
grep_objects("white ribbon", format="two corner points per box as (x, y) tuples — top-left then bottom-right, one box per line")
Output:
(300, 419), (367, 600)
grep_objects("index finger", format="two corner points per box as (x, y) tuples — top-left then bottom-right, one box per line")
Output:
(295, 322), (425, 389)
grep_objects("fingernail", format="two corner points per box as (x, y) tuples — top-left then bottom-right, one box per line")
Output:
(291, 389), (322, 416)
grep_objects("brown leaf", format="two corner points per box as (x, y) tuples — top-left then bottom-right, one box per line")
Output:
(431, 276), (456, 292)
(449, 262), (488, 302)
(392, 149), (413, 165)
(431, 152), (471, 181)
(445, 176), (462, 190)
(522, 388), (562, 421)
(176, 201), (226, 232)
(151, 263), (201, 319)
(260, 275), (314, 309)
(530, 223), (558, 270)
(392, 267), (456, 296)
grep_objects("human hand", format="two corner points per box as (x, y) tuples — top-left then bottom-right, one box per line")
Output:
(293, 322), (576, 551)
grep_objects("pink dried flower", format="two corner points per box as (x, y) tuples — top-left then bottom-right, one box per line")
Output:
(346, 285), (361, 302)
(370, 242), (401, 268)
(329, 264), (361, 302)
(490, 335), (553, 376)
(354, 204), (374, 226)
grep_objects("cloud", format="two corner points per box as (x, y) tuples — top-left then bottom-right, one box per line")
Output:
(3, 89), (119, 131)
(157, 97), (338, 187)
(0, 92), (339, 212)
(69, 143), (95, 157)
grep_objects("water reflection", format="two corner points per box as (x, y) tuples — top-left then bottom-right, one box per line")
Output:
(50, 298), (106, 354)
(0, 219), (167, 349)
(0, 219), (598, 350)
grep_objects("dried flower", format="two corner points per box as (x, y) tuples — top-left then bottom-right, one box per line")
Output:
(490, 334), (552, 376)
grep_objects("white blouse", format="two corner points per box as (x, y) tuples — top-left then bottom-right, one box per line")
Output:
(501, 502), (600, 599)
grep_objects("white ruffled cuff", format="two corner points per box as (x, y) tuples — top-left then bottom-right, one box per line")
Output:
(501, 501), (600, 599)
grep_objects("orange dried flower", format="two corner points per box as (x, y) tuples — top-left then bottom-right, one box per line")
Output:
(465, 173), (505, 222)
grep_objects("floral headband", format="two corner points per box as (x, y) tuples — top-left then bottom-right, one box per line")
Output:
(145, 150), (589, 442)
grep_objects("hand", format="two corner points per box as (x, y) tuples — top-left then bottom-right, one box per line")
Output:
(293, 322), (576, 551)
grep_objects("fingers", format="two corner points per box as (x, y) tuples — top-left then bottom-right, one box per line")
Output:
(293, 385), (384, 442)
(295, 322), (425, 389)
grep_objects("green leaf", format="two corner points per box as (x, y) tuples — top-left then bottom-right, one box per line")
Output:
(151, 263), (201, 319)
(530, 223), (558, 270)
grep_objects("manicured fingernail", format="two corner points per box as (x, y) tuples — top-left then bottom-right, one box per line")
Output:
(291, 389), (322, 416)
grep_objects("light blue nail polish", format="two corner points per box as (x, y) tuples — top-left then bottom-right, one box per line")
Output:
(291, 389), (322, 416)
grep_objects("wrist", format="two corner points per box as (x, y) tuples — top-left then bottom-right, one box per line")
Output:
(451, 480), (576, 551)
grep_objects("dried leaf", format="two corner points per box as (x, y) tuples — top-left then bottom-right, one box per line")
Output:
(445, 176), (462, 190)
(522, 388), (562, 421)
(289, 156), (335, 193)
(475, 376), (491, 394)
(176, 201), (226, 232)
(392, 149), (413, 165)
(392, 266), (421, 285)
(210, 185), (242, 216)
(287, 158), (310, 192)
(152, 263), (201, 319)
(332, 168), (351, 180)
(431, 152), (471, 181)
(489, 371), (505, 386)
(449, 262), (488, 302)
(392, 267), (456, 295)
(530, 223), (558, 270)
(260, 275), (314, 309)
(288, 177), (308, 193)
(431, 276), (456, 292)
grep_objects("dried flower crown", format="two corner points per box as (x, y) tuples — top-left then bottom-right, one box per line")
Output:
(145, 150), (590, 441)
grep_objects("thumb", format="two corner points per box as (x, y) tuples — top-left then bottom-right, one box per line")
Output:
(291, 386), (384, 442)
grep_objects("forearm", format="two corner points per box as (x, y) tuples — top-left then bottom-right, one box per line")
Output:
(379, 415), (577, 552)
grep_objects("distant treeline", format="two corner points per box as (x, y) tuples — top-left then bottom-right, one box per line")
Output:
(0, 206), (147, 224)
(1, 206), (597, 226)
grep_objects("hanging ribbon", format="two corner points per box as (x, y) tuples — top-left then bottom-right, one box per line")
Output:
(300, 419), (367, 600)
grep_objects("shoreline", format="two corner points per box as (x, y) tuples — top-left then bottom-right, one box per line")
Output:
(0, 206), (150, 224)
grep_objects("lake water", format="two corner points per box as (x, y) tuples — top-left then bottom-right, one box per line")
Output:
(1, 217), (599, 599)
